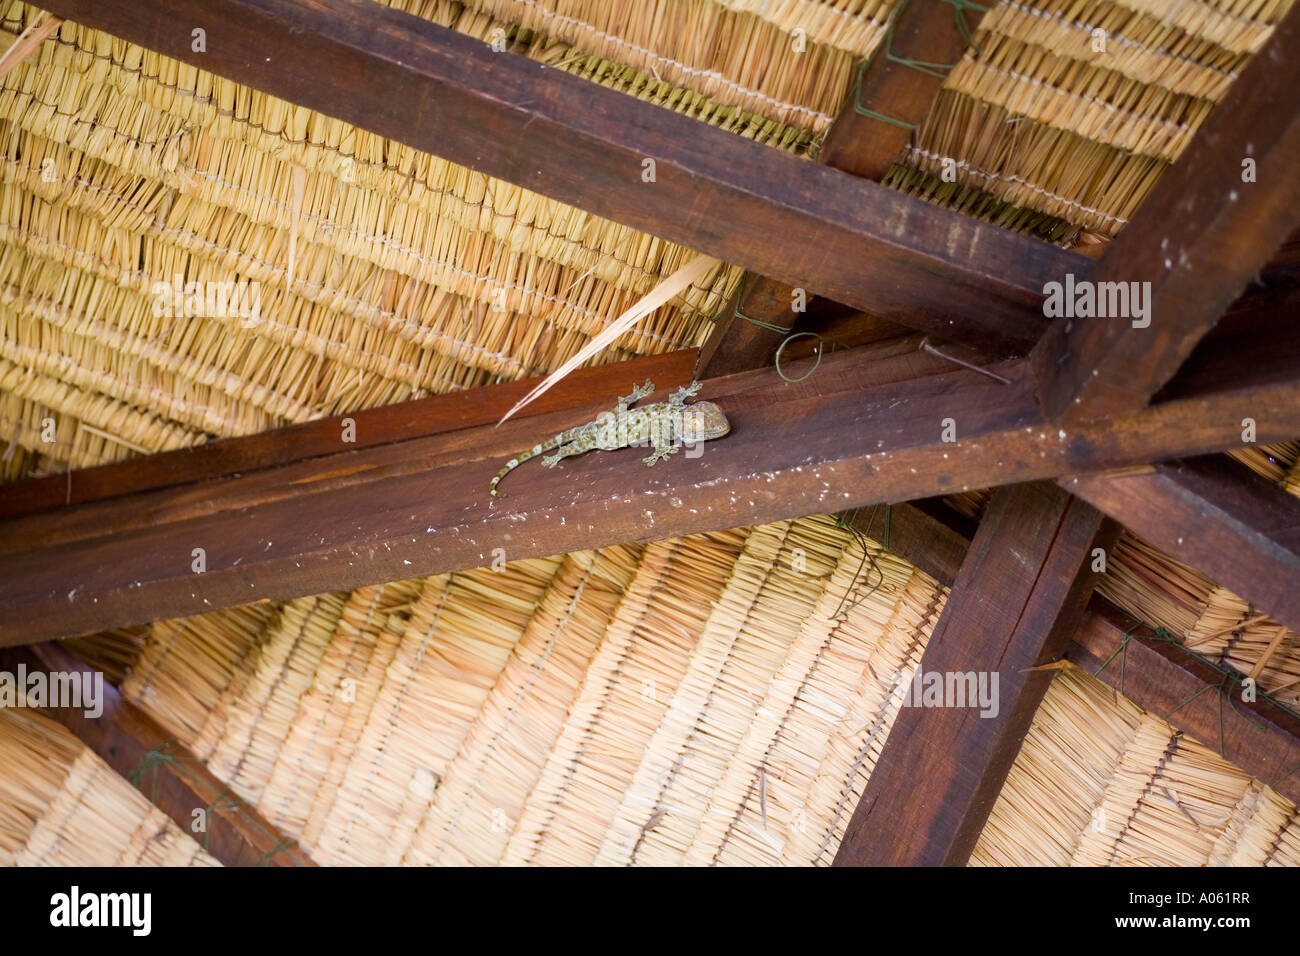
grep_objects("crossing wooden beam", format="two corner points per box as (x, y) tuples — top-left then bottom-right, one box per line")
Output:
(1032, 3), (1300, 423)
(849, 500), (1300, 808)
(0, 641), (316, 866)
(1064, 457), (1300, 635)
(1068, 602), (1300, 807)
(36, 0), (1085, 358)
(697, 0), (1008, 378)
(834, 482), (1111, 866)
(3, 332), (1299, 645)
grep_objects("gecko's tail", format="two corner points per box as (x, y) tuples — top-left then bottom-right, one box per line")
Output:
(489, 434), (564, 498)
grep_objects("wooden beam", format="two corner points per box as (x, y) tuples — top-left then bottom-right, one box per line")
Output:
(0, 351), (695, 521)
(0, 642), (315, 866)
(3, 339), (1300, 645)
(697, 0), (1003, 377)
(834, 483), (1110, 866)
(694, 277), (804, 380)
(1063, 457), (1300, 635)
(818, 0), (990, 181)
(35, 0), (1087, 350)
(1069, 601), (1300, 807)
(1032, 4), (1300, 422)
(854, 500), (1300, 807)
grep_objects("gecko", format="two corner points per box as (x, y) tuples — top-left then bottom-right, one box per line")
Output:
(490, 380), (730, 498)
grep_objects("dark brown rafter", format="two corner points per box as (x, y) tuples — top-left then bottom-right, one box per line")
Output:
(0, 641), (316, 866)
(697, 0), (1004, 378)
(1069, 602), (1300, 807)
(1063, 457), (1300, 635)
(1032, 3), (1300, 423)
(4, 333), (1300, 645)
(0, 351), (696, 520)
(852, 502), (1300, 808)
(834, 483), (1110, 866)
(35, 0), (1086, 353)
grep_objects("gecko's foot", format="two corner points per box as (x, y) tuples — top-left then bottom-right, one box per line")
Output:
(671, 381), (702, 405)
(620, 380), (655, 407)
(643, 446), (679, 466)
(542, 453), (561, 468)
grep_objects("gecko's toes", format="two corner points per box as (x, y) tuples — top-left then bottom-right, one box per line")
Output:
(542, 455), (560, 468)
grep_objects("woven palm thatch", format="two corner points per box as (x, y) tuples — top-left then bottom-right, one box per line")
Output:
(57, 510), (1299, 867)
(884, 0), (1297, 245)
(99, 514), (946, 865)
(0, 707), (220, 866)
(973, 665), (1300, 866)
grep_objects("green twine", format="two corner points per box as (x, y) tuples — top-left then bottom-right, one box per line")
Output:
(129, 737), (311, 866)
(255, 838), (294, 867)
(852, 0), (991, 128)
(730, 272), (843, 383)
(129, 738), (181, 805)
(1091, 621), (1300, 788)
(773, 332), (829, 383)
(831, 505), (892, 620)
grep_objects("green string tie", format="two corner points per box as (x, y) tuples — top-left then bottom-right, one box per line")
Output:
(1092, 621), (1297, 786)
(852, 0), (991, 128)
(831, 504), (892, 620)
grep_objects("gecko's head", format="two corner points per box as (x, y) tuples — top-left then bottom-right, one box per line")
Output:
(680, 401), (730, 442)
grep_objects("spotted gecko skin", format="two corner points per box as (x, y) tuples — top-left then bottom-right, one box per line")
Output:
(490, 380), (730, 498)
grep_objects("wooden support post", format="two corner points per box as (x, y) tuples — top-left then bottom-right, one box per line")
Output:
(0, 642), (316, 866)
(834, 483), (1109, 865)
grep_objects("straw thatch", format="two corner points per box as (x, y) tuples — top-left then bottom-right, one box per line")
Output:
(43, 511), (1294, 866)
(0, 706), (220, 865)
(974, 664), (1300, 865)
(885, 0), (1297, 245)
(104, 515), (947, 864)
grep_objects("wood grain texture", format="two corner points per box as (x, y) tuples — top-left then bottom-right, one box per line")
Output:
(818, 0), (990, 181)
(0, 351), (695, 520)
(697, 0), (1009, 377)
(1064, 457), (1300, 635)
(846, 501), (1300, 807)
(35, 0), (1085, 350)
(4, 340), (1300, 645)
(834, 483), (1109, 866)
(1032, 3), (1300, 422)
(1069, 601), (1300, 807)
(0, 641), (315, 866)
